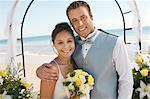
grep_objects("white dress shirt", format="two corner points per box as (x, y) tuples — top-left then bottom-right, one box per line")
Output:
(80, 29), (133, 99)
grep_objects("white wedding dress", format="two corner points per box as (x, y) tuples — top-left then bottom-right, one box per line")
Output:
(53, 60), (68, 99)
(52, 60), (90, 99)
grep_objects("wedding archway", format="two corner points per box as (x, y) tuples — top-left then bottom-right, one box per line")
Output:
(20, 0), (141, 77)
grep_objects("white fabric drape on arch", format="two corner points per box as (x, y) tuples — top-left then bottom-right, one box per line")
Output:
(128, 0), (142, 51)
(5, 0), (20, 76)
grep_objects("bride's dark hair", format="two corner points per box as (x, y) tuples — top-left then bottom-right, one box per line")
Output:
(51, 22), (75, 43)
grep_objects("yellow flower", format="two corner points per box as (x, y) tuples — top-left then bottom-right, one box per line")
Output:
(88, 75), (94, 86)
(81, 71), (89, 76)
(74, 77), (82, 87)
(140, 68), (149, 77)
(22, 82), (30, 89)
(75, 70), (82, 75)
(135, 55), (143, 64)
(0, 70), (8, 77)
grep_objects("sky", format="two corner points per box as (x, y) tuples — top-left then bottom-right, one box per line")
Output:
(0, 0), (150, 38)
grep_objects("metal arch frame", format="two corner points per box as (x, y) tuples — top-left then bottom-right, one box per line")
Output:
(115, 0), (141, 50)
(114, 0), (126, 44)
(21, 0), (34, 77)
(20, 0), (137, 76)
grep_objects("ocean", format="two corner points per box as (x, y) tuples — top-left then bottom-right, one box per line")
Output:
(106, 26), (150, 41)
(0, 26), (150, 55)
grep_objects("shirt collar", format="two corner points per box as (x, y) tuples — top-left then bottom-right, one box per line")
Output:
(80, 28), (98, 42)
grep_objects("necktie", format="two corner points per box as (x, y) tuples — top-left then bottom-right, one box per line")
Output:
(78, 38), (92, 45)
(78, 32), (96, 45)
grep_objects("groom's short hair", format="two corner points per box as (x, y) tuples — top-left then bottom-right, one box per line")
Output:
(66, 1), (92, 20)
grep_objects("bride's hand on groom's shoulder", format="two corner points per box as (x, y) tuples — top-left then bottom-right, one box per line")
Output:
(36, 63), (59, 80)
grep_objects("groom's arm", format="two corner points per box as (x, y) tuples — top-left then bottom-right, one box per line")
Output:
(36, 63), (58, 80)
(113, 37), (133, 99)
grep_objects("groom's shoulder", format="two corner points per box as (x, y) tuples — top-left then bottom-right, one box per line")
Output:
(98, 29), (118, 38)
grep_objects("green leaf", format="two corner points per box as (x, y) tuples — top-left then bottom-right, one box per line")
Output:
(70, 71), (75, 77)
(63, 81), (71, 86)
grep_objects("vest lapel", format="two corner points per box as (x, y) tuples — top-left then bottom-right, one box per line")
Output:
(73, 44), (84, 68)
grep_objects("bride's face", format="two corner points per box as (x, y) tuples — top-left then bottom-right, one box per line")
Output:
(54, 30), (75, 58)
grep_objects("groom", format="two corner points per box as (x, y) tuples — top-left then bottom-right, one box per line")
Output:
(36, 1), (133, 99)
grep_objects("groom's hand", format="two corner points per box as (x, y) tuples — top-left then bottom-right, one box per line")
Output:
(36, 63), (58, 80)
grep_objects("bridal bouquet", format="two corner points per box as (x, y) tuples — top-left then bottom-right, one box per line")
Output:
(0, 69), (33, 99)
(132, 53), (150, 99)
(63, 69), (94, 99)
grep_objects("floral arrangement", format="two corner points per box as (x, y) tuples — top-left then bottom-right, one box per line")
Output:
(132, 52), (150, 99)
(63, 69), (94, 98)
(0, 69), (33, 99)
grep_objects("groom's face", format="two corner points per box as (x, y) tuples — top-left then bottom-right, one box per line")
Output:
(68, 6), (95, 38)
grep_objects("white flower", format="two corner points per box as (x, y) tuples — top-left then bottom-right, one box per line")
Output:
(64, 87), (71, 98)
(79, 84), (90, 94)
(136, 81), (150, 99)
(20, 89), (25, 94)
(141, 54), (150, 66)
(68, 83), (75, 91)
(66, 76), (76, 82)
(0, 78), (3, 84)
(79, 75), (86, 84)
(66, 73), (78, 82)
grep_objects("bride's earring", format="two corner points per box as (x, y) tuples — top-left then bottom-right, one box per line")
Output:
(50, 42), (58, 55)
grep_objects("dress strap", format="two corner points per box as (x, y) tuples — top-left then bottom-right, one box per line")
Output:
(53, 60), (60, 70)
(53, 60), (65, 80)
(53, 60), (59, 66)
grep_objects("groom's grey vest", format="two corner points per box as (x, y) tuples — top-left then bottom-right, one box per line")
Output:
(73, 30), (118, 99)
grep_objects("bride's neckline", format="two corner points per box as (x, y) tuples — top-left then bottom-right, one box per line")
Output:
(53, 59), (73, 78)
(54, 58), (72, 66)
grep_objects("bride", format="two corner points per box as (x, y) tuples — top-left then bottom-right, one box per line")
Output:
(40, 22), (80, 99)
